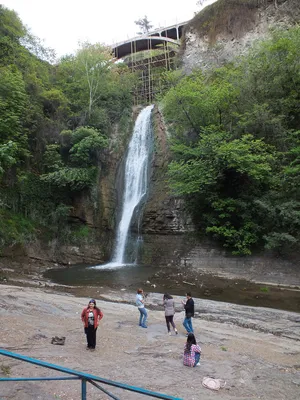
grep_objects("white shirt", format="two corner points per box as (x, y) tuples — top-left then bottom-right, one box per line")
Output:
(136, 294), (144, 308)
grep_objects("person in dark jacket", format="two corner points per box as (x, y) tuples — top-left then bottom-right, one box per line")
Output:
(182, 292), (194, 334)
(81, 299), (103, 350)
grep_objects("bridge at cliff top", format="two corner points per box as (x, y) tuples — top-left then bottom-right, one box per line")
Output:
(112, 21), (189, 59)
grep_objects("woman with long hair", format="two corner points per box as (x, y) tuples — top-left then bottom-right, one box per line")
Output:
(163, 293), (178, 335)
(81, 299), (103, 350)
(183, 333), (201, 367)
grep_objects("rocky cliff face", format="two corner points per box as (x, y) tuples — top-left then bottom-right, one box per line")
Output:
(142, 106), (194, 236)
(181, 0), (300, 73)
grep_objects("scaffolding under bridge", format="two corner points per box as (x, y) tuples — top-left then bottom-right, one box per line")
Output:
(112, 23), (186, 104)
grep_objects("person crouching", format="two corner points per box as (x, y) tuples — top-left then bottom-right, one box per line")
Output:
(183, 333), (201, 367)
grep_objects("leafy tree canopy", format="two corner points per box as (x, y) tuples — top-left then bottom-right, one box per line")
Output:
(134, 16), (153, 35)
(162, 26), (300, 255)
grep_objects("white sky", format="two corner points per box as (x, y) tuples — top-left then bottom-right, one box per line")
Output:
(2, 0), (216, 58)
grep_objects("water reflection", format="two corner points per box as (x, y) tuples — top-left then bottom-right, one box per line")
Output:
(43, 263), (300, 312)
(44, 263), (160, 289)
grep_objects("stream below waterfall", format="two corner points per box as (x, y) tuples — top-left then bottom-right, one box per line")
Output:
(44, 262), (300, 312)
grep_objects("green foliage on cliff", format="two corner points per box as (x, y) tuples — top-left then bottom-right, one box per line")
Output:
(0, 209), (36, 251)
(0, 5), (134, 251)
(162, 26), (300, 255)
(41, 126), (108, 190)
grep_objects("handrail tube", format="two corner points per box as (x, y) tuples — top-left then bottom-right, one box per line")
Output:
(89, 380), (120, 400)
(0, 377), (78, 381)
(0, 349), (182, 400)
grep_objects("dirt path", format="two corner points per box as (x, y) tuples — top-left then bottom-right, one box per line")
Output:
(0, 285), (299, 400)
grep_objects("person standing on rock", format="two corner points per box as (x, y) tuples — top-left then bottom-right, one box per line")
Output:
(81, 299), (103, 350)
(183, 333), (201, 367)
(163, 293), (178, 335)
(136, 288), (147, 328)
(182, 292), (194, 334)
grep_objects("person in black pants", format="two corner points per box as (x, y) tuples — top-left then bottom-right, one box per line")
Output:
(163, 293), (178, 335)
(81, 299), (103, 350)
(182, 292), (194, 334)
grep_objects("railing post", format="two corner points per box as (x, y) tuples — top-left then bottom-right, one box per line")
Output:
(81, 378), (87, 400)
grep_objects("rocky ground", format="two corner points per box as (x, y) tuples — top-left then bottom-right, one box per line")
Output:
(0, 283), (300, 400)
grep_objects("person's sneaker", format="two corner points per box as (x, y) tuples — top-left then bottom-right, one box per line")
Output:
(168, 331), (171, 336)
(196, 362), (201, 366)
(141, 325), (147, 328)
(174, 329), (178, 335)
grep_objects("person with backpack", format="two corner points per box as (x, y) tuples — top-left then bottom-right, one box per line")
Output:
(81, 299), (103, 350)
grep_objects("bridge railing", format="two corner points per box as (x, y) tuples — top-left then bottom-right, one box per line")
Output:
(0, 349), (183, 400)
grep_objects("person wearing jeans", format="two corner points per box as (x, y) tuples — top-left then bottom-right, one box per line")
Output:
(183, 333), (201, 367)
(136, 288), (148, 328)
(182, 292), (194, 334)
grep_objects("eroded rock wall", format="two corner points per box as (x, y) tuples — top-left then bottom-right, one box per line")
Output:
(182, 0), (300, 73)
(142, 106), (194, 236)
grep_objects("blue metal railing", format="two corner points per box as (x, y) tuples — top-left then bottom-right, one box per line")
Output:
(0, 349), (182, 400)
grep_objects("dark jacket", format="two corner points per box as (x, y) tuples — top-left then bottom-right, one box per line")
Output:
(184, 298), (194, 318)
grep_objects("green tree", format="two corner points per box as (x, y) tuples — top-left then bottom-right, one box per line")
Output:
(0, 141), (18, 178)
(0, 5), (26, 66)
(41, 126), (108, 190)
(0, 66), (29, 174)
(75, 42), (113, 118)
(134, 16), (153, 35)
(162, 27), (300, 254)
(56, 43), (134, 131)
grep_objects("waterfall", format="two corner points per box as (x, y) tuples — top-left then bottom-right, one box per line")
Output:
(93, 104), (154, 269)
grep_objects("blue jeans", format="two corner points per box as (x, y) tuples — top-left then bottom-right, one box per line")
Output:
(194, 352), (200, 367)
(138, 307), (147, 326)
(183, 316), (193, 333)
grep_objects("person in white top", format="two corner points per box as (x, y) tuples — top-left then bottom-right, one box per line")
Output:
(136, 288), (147, 328)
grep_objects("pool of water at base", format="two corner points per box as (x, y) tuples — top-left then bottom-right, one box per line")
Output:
(43, 262), (300, 313)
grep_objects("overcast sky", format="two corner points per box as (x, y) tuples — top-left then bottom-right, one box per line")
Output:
(2, 0), (216, 58)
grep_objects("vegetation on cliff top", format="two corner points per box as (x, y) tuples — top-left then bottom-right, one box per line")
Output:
(161, 26), (300, 255)
(0, 5), (134, 252)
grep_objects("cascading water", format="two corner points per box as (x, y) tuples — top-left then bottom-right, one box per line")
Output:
(93, 104), (154, 269)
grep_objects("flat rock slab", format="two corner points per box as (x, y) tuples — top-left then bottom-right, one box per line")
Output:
(101, 289), (300, 341)
(0, 284), (299, 400)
